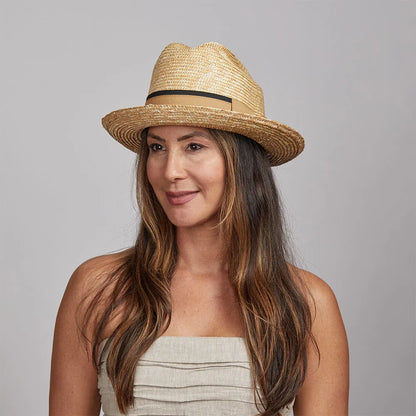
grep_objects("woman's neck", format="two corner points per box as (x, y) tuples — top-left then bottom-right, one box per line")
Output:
(175, 225), (228, 277)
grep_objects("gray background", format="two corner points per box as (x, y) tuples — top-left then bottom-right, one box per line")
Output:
(1, 1), (414, 415)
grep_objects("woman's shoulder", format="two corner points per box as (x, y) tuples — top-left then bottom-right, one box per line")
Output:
(75, 247), (135, 273)
(59, 248), (135, 338)
(68, 247), (134, 294)
(287, 264), (349, 413)
(287, 263), (341, 320)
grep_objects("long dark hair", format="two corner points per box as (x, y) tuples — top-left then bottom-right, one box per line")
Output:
(79, 128), (319, 416)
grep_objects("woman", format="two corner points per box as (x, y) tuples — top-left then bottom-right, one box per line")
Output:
(50, 42), (349, 416)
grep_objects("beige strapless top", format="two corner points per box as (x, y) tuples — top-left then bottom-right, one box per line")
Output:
(98, 336), (295, 416)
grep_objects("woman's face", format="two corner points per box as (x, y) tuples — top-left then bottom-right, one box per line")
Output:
(146, 125), (226, 229)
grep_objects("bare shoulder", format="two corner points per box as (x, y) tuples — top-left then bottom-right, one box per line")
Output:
(56, 247), (135, 343)
(287, 263), (350, 415)
(50, 247), (134, 415)
(64, 248), (134, 308)
(69, 248), (133, 290)
(287, 263), (341, 321)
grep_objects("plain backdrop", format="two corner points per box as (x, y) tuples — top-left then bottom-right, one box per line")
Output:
(1, 1), (414, 415)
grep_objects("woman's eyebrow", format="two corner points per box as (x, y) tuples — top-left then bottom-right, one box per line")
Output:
(147, 131), (212, 142)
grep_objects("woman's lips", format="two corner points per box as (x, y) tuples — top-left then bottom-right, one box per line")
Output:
(166, 191), (199, 205)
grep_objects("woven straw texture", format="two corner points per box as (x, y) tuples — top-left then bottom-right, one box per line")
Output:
(102, 42), (305, 166)
(148, 42), (264, 116)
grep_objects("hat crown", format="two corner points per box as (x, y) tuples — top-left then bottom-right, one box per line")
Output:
(148, 42), (265, 116)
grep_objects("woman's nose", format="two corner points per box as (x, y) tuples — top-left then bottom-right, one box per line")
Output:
(164, 150), (187, 181)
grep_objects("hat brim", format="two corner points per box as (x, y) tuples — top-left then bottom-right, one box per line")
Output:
(101, 104), (304, 166)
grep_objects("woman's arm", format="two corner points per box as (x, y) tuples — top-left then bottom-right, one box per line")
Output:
(49, 259), (103, 416)
(293, 269), (349, 416)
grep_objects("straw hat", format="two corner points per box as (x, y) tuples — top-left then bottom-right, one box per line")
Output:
(102, 42), (304, 166)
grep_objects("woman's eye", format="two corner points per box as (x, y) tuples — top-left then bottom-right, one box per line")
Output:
(148, 143), (163, 152)
(188, 143), (203, 151)
(148, 143), (203, 152)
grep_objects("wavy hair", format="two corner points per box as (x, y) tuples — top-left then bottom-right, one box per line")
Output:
(79, 128), (319, 416)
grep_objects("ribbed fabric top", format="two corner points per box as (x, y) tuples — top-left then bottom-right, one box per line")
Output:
(97, 336), (295, 416)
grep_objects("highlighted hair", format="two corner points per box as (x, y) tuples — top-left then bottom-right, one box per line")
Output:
(79, 129), (318, 415)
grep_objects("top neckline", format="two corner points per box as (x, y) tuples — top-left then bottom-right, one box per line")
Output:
(158, 335), (244, 339)
(100, 335), (244, 345)
(99, 335), (245, 351)
(98, 335), (248, 364)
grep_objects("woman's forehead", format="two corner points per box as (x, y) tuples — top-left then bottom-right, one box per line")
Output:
(146, 125), (213, 141)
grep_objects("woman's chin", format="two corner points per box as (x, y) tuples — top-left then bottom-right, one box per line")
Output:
(170, 219), (207, 229)
(167, 213), (219, 230)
